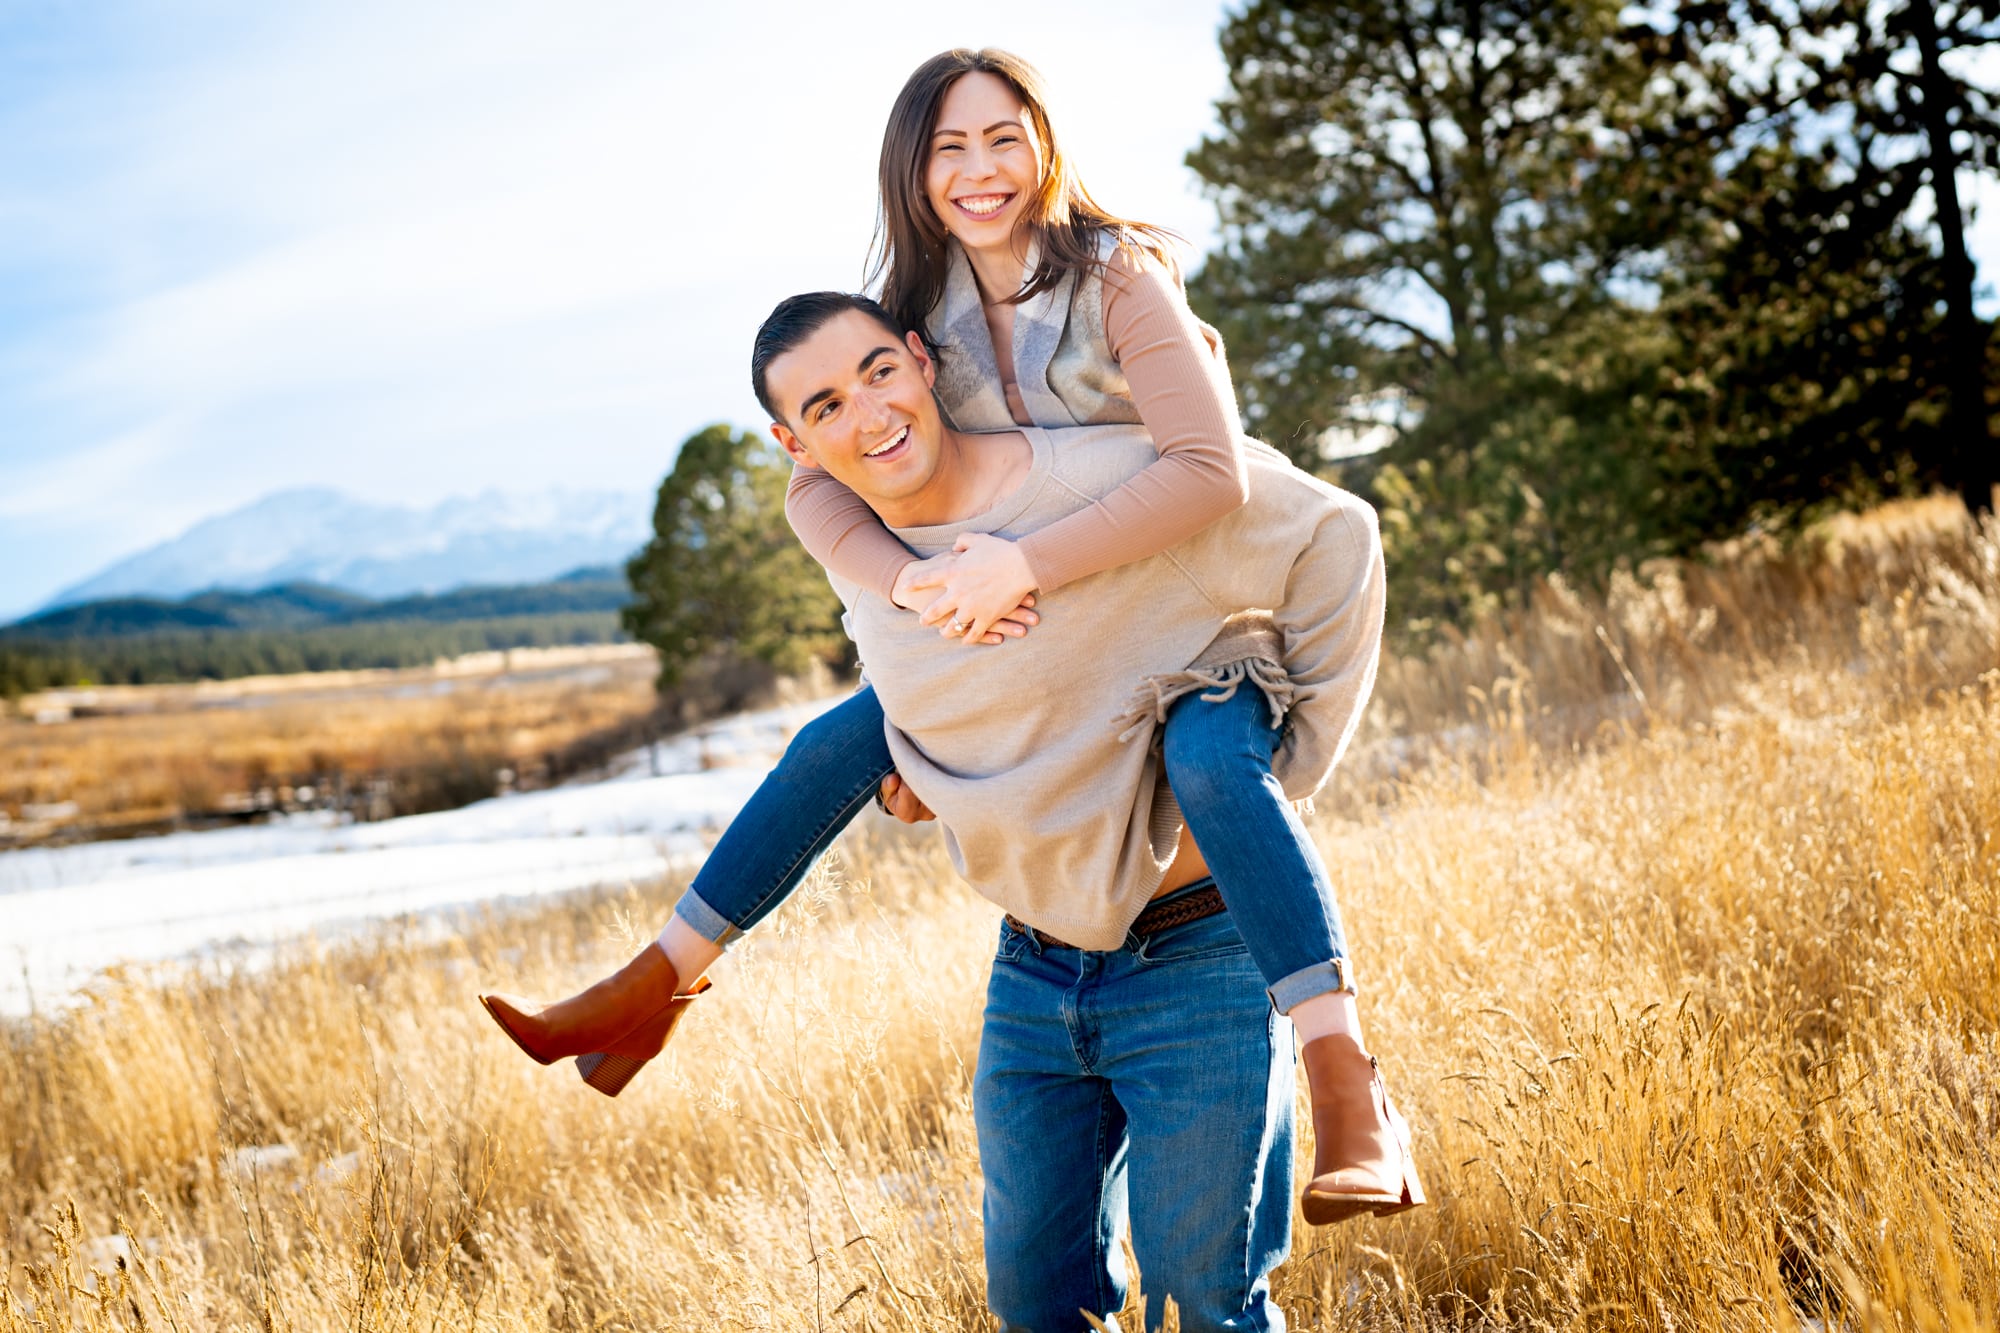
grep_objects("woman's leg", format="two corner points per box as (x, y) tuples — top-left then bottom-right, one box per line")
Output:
(480, 686), (894, 1075)
(1160, 685), (1354, 1025)
(1162, 685), (1425, 1226)
(669, 684), (895, 949)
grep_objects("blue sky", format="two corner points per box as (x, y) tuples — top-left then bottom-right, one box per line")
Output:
(4, 2), (1998, 622)
(0, 0), (1234, 618)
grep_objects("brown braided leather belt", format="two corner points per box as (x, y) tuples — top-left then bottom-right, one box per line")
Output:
(1005, 884), (1226, 952)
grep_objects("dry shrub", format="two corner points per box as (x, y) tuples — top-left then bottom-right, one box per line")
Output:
(2, 500), (1996, 1331)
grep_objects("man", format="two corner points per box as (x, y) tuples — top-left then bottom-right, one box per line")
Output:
(756, 291), (1386, 1332)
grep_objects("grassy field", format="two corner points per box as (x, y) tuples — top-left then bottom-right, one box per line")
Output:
(2, 498), (1996, 1331)
(0, 645), (665, 843)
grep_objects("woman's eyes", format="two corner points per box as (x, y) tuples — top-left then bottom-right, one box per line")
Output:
(936, 135), (1019, 155)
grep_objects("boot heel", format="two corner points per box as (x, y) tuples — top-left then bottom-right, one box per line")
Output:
(576, 1051), (646, 1097)
(572, 979), (711, 1099)
(1370, 1101), (1427, 1217)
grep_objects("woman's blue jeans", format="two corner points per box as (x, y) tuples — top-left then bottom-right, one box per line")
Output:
(672, 682), (1354, 1010)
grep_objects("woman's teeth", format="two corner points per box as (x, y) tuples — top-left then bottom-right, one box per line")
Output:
(955, 194), (1010, 216)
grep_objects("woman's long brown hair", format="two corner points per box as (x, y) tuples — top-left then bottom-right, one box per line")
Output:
(868, 48), (1180, 344)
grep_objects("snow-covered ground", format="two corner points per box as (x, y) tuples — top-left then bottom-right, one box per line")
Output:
(0, 697), (845, 1016)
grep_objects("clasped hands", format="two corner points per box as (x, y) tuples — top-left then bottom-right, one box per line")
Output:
(889, 531), (1041, 646)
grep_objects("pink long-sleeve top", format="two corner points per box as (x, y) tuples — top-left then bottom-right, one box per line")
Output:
(783, 245), (1251, 600)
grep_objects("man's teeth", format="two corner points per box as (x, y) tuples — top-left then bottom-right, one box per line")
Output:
(865, 427), (908, 458)
(957, 195), (1009, 215)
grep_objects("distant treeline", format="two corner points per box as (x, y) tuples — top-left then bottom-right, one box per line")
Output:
(0, 613), (627, 694)
(1, 572), (633, 695)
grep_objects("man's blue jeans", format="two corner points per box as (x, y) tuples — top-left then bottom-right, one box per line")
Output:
(672, 683), (1352, 1010)
(976, 884), (1295, 1332)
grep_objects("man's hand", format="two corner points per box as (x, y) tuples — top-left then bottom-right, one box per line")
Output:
(876, 772), (936, 824)
(911, 533), (1041, 644)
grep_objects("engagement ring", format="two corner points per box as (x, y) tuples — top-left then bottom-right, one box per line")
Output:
(950, 619), (970, 634)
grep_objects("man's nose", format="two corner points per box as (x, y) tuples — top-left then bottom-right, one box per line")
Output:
(854, 386), (891, 430)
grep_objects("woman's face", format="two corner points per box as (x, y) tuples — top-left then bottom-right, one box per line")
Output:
(924, 71), (1043, 253)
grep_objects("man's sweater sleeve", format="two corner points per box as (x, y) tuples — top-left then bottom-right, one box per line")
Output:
(1269, 491), (1387, 801)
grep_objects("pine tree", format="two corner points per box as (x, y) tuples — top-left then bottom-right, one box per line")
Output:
(622, 424), (849, 690)
(1188, 0), (1677, 625)
(1632, 0), (2000, 519)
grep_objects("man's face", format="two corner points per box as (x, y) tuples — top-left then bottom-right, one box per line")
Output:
(767, 311), (946, 511)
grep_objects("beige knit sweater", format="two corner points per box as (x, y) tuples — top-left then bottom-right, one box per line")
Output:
(831, 423), (1386, 950)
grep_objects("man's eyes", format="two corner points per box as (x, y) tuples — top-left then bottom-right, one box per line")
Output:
(814, 366), (895, 421)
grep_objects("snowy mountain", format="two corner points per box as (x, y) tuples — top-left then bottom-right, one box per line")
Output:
(40, 486), (652, 611)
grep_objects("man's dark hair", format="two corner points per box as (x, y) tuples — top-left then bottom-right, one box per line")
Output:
(751, 291), (911, 423)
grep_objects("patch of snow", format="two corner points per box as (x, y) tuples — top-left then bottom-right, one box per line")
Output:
(222, 1145), (302, 1181)
(315, 1151), (364, 1186)
(0, 696), (848, 1015)
(80, 1235), (132, 1269)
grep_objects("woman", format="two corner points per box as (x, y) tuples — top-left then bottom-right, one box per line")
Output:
(482, 48), (1422, 1227)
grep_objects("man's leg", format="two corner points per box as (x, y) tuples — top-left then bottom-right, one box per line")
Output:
(976, 923), (1133, 1332)
(1101, 902), (1296, 1332)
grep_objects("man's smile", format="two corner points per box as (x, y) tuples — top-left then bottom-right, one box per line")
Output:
(864, 425), (912, 460)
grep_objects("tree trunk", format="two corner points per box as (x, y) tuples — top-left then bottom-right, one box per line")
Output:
(1910, 0), (1997, 515)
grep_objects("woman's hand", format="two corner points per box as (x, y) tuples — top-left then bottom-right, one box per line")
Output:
(911, 533), (1042, 644)
(890, 552), (956, 612)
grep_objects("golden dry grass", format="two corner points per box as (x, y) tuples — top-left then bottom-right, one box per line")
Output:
(2, 498), (1996, 1331)
(0, 647), (662, 840)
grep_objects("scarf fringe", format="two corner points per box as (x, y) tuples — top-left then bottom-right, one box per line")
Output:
(1114, 654), (1297, 744)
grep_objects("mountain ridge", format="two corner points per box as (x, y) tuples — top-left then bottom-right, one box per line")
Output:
(6, 568), (630, 639)
(41, 485), (651, 612)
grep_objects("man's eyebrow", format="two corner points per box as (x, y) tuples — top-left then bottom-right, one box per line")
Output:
(795, 345), (899, 420)
(931, 119), (1025, 140)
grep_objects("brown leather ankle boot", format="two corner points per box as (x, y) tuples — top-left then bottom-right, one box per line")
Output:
(574, 977), (711, 1096)
(480, 942), (684, 1065)
(1298, 1033), (1426, 1226)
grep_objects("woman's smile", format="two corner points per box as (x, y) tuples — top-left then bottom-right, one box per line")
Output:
(951, 191), (1017, 220)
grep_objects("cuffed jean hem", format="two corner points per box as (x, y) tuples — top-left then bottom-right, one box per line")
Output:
(1267, 956), (1356, 1014)
(667, 888), (741, 949)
